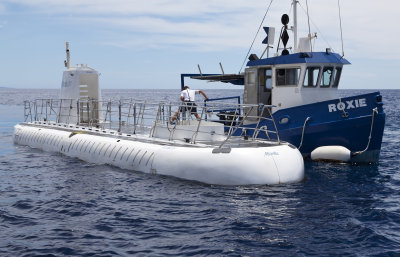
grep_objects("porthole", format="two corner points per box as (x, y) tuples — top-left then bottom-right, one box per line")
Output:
(279, 116), (290, 125)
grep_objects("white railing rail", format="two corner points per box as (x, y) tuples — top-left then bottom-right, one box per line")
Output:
(23, 98), (281, 144)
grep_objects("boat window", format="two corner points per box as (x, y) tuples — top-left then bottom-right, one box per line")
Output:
(265, 69), (272, 89)
(247, 71), (256, 85)
(303, 67), (320, 87)
(320, 67), (334, 87)
(276, 68), (301, 86)
(332, 67), (342, 87)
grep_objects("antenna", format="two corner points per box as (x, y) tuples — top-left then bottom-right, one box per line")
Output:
(197, 64), (203, 76)
(65, 42), (70, 69)
(292, 0), (298, 52)
(305, 0), (313, 54)
(219, 62), (225, 75)
(338, 0), (345, 57)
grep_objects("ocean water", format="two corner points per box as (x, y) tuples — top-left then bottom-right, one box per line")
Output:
(0, 88), (399, 256)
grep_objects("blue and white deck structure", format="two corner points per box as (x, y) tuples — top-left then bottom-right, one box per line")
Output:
(188, 0), (385, 163)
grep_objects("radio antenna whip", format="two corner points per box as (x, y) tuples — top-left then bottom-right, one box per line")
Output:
(305, 0), (312, 54)
(338, 0), (345, 57)
(65, 42), (70, 69)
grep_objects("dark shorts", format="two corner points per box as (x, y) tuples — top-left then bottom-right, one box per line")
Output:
(180, 101), (197, 113)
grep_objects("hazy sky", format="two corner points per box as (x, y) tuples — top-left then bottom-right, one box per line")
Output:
(0, 0), (398, 89)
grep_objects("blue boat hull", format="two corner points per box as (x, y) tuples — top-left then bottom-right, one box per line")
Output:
(240, 92), (385, 163)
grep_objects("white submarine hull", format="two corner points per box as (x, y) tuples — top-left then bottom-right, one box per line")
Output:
(13, 123), (305, 185)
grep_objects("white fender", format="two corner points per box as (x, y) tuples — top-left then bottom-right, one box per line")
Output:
(311, 145), (351, 162)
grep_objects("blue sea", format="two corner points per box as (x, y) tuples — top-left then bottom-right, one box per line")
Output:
(0, 88), (399, 256)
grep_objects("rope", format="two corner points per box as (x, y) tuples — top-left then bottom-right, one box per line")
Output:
(275, 26), (285, 55)
(298, 1), (334, 52)
(298, 117), (310, 149)
(238, 0), (274, 74)
(352, 108), (378, 156)
(338, 0), (345, 57)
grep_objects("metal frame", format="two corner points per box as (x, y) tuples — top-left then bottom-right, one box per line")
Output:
(23, 98), (282, 145)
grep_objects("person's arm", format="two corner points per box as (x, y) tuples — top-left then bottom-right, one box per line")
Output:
(180, 96), (184, 102)
(199, 90), (208, 100)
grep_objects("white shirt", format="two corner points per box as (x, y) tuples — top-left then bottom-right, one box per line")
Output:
(181, 89), (199, 101)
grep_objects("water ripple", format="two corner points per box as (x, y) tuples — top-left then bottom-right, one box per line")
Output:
(0, 89), (399, 256)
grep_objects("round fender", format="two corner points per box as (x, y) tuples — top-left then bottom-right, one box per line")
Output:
(311, 146), (351, 162)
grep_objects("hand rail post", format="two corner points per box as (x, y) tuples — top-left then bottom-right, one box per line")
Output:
(218, 106), (253, 149)
(118, 100), (122, 132)
(133, 103), (137, 134)
(57, 99), (62, 123)
(192, 105), (205, 144)
(267, 107), (280, 143)
(150, 103), (162, 138)
(34, 100), (37, 121)
(23, 101), (27, 122)
(108, 100), (112, 130)
(76, 100), (80, 125)
(67, 99), (72, 124)
(227, 105), (240, 136)
(140, 102), (146, 131)
(252, 105), (265, 139)
(45, 99), (48, 121)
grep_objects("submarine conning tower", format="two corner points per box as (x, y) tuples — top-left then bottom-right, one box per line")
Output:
(59, 42), (102, 125)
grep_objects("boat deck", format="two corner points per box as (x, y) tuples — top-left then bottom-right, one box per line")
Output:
(22, 121), (285, 149)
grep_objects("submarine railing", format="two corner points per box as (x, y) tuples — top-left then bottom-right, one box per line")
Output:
(24, 98), (282, 145)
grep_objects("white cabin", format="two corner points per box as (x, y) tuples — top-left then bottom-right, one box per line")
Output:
(58, 43), (102, 125)
(243, 52), (349, 116)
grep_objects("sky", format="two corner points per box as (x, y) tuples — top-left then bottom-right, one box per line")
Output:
(0, 0), (399, 90)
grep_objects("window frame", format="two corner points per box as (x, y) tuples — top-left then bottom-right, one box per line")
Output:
(264, 68), (273, 90)
(332, 67), (342, 88)
(303, 66), (321, 88)
(275, 67), (301, 87)
(320, 66), (335, 88)
(246, 70), (256, 85)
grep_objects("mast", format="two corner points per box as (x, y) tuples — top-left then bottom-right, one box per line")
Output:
(293, 0), (298, 52)
(65, 42), (70, 69)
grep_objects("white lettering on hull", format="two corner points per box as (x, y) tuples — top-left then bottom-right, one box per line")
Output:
(328, 98), (367, 112)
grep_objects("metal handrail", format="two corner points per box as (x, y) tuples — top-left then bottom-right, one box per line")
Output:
(191, 106), (205, 144)
(218, 106), (254, 149)
(23, 98), (282, 144)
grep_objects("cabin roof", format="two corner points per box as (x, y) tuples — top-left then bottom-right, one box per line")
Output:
(247, 52), (350, 67)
